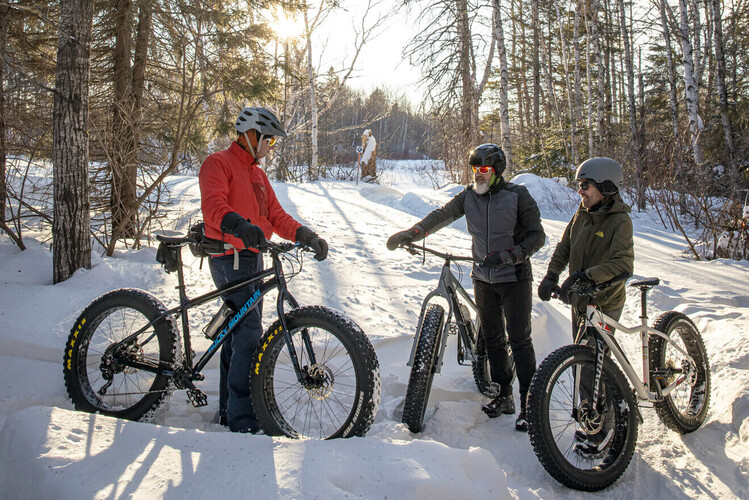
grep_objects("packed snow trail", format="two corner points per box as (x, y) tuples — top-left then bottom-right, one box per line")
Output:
(0, 166), (748, 498)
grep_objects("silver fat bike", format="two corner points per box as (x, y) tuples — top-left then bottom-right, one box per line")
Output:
(527, 275), (710, 491)
(397, 243), (515, 433)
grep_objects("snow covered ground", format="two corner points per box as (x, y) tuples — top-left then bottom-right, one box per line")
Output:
(1, 161), (748, 499)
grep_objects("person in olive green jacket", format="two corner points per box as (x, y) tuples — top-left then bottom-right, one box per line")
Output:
(536, 157), (634, 458)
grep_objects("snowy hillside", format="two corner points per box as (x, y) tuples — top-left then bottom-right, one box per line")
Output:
(0, 161), (748, 499)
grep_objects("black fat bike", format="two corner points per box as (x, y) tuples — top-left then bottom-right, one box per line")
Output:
(527, 276), (710, 491)
(396, 243), (515, 433)
(63, 234), (381, 439)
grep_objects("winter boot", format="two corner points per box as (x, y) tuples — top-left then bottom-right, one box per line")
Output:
(482, 395), (515, 418)
(515, 392), (528, 432)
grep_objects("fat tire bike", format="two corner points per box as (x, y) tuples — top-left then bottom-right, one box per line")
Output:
(63, 235), (381, 439)
(526, 275), (710, 491)
(395, 243), (516, 433)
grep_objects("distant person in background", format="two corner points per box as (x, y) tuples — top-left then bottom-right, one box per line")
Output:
(199, 106), (328, 433)
(386, 144), (546, 431)
(537, 157), (634, 457)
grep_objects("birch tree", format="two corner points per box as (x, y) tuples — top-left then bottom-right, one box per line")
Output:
(710, 0), (736, 169)
(492, 0), (512, 169)
(618, 0), (644, 209)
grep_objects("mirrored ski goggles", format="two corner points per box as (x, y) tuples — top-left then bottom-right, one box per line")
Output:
(471, 165), (494, 174)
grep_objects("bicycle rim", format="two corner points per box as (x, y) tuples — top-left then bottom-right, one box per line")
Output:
(266, 324), (359, 438)
(78, 306), (164, 412)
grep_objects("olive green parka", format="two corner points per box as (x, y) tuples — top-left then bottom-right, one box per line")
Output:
(547, 193), (634, 310)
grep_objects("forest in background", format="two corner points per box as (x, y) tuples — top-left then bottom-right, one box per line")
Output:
(1, 0), (749, 281)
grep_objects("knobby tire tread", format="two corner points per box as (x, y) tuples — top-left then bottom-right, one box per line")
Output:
(250, 305), (380, 439)
(63, 288), (179, 422)
(527, 344), (638, 491)
(402, 304), (444, 433)
(650, 311), (710, 433)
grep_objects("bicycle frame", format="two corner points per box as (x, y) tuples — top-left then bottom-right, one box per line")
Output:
(577, 304), (699, 405)
(406, 248), (481, 374)
(108, 242), (314, 387)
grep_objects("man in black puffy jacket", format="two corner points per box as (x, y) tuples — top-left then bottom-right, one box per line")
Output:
(387, 144), (546, 431)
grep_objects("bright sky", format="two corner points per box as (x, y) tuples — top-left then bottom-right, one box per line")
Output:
(273, 1), (424, 107)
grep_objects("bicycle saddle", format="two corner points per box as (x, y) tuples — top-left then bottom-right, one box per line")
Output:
(628, 277), (660, 288)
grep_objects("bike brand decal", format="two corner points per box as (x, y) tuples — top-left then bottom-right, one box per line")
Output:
(255, 326), (281, 375)
(343, 391), (364, 436)
(207, 289), (261, 355)
(593, 344), (605, 405)
(66, 318), (87, 370)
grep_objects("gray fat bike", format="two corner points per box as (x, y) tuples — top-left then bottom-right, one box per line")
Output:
(396, 243), (515, 433)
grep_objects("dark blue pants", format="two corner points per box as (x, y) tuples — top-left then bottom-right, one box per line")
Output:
(474, 279), (536, 401)
(209, 251), (264, 433)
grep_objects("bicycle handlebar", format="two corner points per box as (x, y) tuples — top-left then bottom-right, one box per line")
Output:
(551, 272), (631, 305)
(400, 243), (481, 264)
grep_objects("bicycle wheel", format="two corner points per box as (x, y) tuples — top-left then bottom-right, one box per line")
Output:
(472, 329), (515, 398)
(63, 289), (179, 421)
(402, 304), (444, 433)
(650, 312), (710, 433)
(527, 344), (638, 491)
(250, 306), (380, 439)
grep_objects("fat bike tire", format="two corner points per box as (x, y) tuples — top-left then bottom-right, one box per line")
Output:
(527, 344), (638, 491)
(250, 306), (381, 439)
(650, 312), (710, 433)
(402, 304), (445, 433)
(63, 289), (179, 421)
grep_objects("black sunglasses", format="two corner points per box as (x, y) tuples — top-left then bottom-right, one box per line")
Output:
(578, 180), (594, 191)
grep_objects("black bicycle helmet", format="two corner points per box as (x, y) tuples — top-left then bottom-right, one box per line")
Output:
(468, 144), (506, 176)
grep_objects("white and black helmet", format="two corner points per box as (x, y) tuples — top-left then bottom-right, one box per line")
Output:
(235, 107), (287, 137)
(575, 157), (623, 194)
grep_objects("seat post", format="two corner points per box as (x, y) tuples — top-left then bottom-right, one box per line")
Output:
(639, 286), (651, 326)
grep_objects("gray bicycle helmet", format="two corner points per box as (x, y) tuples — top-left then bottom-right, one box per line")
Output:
(575, 157), (623, 193)
(469, 143), (507, 176)
(235, 107), (287, 137)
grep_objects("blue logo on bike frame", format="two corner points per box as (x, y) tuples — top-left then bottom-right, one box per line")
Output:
(207, 288), (261, 354)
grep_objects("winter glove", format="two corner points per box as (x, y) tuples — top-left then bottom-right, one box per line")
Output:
(296, 226), (328, 261)
(386, 225), (425, 251)
(537, 273), (559, 302)
(558, 271), (591, 304)
(221, 212), (265, 249)
(483, 247), (525, 267)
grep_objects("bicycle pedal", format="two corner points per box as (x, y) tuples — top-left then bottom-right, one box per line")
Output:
(187, 388), (208, 407)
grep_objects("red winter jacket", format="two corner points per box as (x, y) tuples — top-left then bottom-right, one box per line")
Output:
(199, 142), (301, 253)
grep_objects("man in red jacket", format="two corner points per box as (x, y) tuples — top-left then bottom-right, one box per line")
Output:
(199, 106), (327, 433)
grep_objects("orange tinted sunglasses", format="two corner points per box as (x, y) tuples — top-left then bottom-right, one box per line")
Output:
(471, 165), (494, 174)
(265, 136), (277, 146)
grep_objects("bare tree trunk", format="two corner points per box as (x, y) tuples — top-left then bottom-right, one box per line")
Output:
(618, 0), (644, 210)
(53, 0), (93, 283)
(677, 0), (704, 164)
(493, 0), (513, 169)
(304, 7), (319, 180)
(456, 0), (477, 183)
(110, 0), (138, 239)
(659, 0), (681, 146)
(710, 0), (736, 168)
(557, 2), (578, 166)
(0, 4), (17, 247)
(591, 0), (607, 154)
(573, 0), (583, 163)
(532, 0), (540, 148)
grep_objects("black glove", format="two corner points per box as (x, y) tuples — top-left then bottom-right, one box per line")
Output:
(558, 271), (591, 304)
(537, 272), (559, 302)
(386, 225), (425, 251)
(296, 226), (328, 261)
(221, 212), (265, 249)
(483, 247), (525, 267)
